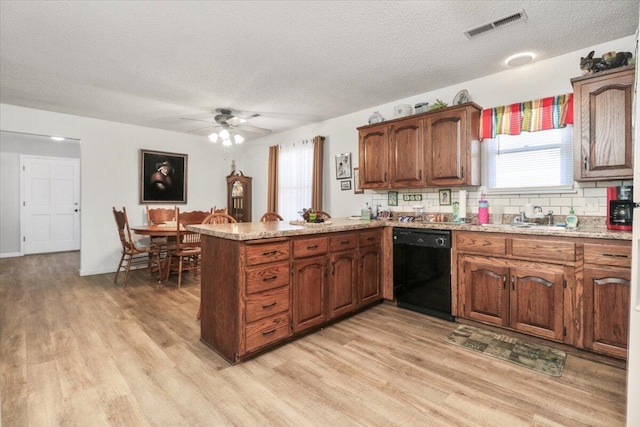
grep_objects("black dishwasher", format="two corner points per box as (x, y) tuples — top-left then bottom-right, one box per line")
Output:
(393, 228), (454, 321)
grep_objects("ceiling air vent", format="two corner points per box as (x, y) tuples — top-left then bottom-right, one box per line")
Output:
(464, 9), (528, 38)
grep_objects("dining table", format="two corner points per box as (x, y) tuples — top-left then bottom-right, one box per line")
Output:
(130, 224), (183, 279)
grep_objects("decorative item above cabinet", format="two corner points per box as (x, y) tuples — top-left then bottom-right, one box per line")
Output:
(571, 65), (634, 181)
(357, 102), (482, 190)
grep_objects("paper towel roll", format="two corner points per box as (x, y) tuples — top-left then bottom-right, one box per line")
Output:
(459, 190), (467, 218)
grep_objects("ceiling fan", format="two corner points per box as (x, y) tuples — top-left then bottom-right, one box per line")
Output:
(182, 108), (272, 145)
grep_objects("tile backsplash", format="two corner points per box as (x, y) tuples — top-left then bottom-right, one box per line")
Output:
(370, 179), (633, 218)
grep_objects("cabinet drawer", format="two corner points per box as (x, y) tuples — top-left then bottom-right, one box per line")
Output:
(246, 261), (290, 294)
(245, 241), (290, 266)
(246, 286), (290, 323)
(293, 237), (328, 258)
(359, 230), (382, 247)
(584, 243), (632, 267)
(455, 232), (506, 256)
(245, 312), (290, 353)
(330, 233), (357, 251)
(511, 238), (575, 263)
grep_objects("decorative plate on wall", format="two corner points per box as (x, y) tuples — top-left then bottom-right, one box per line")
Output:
(453, 89), (469, 105)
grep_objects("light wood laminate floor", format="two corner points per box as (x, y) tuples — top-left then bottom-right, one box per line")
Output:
(0, 252), (627, 426)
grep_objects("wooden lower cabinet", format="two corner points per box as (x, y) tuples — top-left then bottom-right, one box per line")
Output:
(200, 229), (385, 364)
(582, 241), (632, 359)
(359, 245), (382, 306)
(455, 232), (632, 359)
(328, 250), (358, 319)
(460, 255), (566, 341)
(292, 255), (328, 332)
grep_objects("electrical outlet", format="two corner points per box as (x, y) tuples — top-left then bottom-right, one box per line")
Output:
(585, 198), (598, 209)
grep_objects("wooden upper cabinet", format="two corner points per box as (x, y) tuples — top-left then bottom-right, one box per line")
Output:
(357, 102), (481, 189)
(572, 66), (634, 181)
(425, 103), (481, 186)
(389, 117), (425, 188)
(358, 124), (389, 189)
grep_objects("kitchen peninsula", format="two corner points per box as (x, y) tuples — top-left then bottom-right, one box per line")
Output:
(189, 219), (632, 364)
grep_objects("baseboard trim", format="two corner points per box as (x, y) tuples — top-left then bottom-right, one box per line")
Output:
(0, 252), (22, 259)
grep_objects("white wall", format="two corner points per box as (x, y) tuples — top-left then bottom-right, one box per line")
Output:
(0, 106), (240, 275)
(244, 36), (636, 220)
(0, 131), (81, 256)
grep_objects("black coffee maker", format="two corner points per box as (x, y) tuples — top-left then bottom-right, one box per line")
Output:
(606, 186), (634, 231)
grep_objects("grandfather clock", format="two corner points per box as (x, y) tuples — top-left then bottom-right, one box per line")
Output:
(226, 170), (252, 222)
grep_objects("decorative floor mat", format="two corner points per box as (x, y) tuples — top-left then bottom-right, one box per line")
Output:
(444, 324), (566, 377)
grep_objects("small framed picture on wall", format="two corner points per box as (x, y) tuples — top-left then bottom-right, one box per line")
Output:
(335, 153), (352, 179)
(439, 189), (451, 206)
(388, 191), (398, 206)
(340, 180), (352, 191)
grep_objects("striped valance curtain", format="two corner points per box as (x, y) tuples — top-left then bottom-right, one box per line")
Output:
(480, 93), (574, 140)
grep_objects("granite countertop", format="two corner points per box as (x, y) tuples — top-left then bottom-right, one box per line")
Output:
(187, 218), (632, 241)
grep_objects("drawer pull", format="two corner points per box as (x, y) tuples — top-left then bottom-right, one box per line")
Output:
(366, 236), (375, 241)
(340, 240), (350, 245)
(307, 245), (318, 250)
(262, 275), (278, 282)
(261, 301), (277, 309)
(262, 328), (277, 336)
(262, 250), (278, 256)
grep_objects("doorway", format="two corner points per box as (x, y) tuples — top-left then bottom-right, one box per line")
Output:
(20, 155), (80, 254)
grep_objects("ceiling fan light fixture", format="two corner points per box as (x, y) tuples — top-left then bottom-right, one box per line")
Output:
(219, 128), (230, 139)
(234, 134), (244, 144)
(208, 132), (219, 143)
(222, 138), (232, 147)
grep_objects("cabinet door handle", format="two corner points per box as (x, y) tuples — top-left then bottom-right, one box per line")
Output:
(503, 275), (507, 289)
(584, 156), (588, 171)
(461, 166), (464, 179)
(419, 169), (422, 180)
(261, 302), (277, 309)
(511, 276), (515, 291)
(384, 172), (387, 182)
(332, 263), (335, 275)
(262, 275), (278, 282)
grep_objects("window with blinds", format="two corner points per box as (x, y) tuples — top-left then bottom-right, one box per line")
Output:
(482, 126), (573, 191)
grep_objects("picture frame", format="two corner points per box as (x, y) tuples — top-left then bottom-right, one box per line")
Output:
(353, 167), (364, 194)
(140, 149), (188, 204)
(340, 180), (352, 191)
(438, 189), (451, 206)
(335, 153), (352, 179)
(388, 191), (398, 206)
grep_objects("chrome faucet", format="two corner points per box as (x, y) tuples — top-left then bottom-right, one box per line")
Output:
(547, 210), (554, 226)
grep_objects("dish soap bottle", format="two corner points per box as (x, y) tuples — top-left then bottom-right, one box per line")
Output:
(478, 198), (489, 225)
(566, 207), (579, 228)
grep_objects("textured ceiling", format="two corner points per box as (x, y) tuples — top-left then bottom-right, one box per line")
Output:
(1, 1), (638, 141)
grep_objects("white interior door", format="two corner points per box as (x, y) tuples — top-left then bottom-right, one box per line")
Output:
(21, 156), (80, 254)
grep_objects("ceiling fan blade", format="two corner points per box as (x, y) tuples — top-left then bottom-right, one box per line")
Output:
(236, 124), (272, 135)
(181, 117), (216, 124)
(188, 124), (220, 133)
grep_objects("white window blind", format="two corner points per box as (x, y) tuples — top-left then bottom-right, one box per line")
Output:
(483, 126), (573, 191)
(278, 141), (314, 221)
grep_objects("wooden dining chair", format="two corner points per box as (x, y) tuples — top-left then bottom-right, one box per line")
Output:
(146, 206), (175, 225)
(202, 212), (238, 224)
(213, 206), (227, 214)
(145, 205), (176, 252)
(259, 212), (284, 222)
(165, 208), (210, 288)
(112, 206), (161, 287)
(316, 211), (332, 219)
